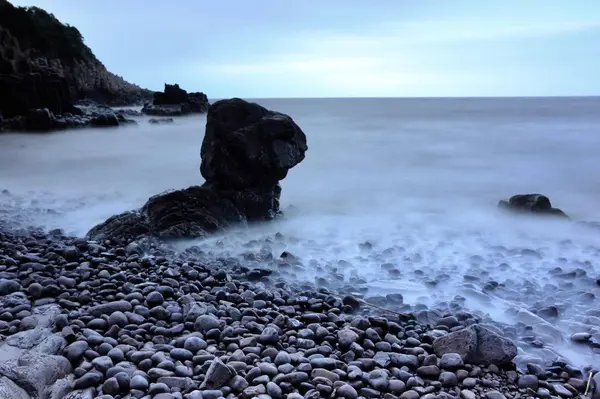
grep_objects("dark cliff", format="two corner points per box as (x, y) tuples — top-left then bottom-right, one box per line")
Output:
(0, 0), (152, 118)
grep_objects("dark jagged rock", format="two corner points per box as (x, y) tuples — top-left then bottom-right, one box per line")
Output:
(88, 98), (307, 243)
(201, 98), (308, 189)
(89, 113), (119, 127)
(1, 107), (136, 132)
(141, 83), (209, 116)
(0, 72), (76, 118)
(498, 194), (568, 218)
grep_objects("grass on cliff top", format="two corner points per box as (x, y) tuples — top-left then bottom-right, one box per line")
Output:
(0, 0), (95, 64)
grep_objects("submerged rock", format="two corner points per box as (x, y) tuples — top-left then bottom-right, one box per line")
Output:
(149, 117), (174, 124)
(498, 194), (568, 218)
(88, 98), (307, 243)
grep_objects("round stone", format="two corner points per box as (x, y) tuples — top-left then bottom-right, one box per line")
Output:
(183, 336), (207, 353)
(337, 384), (358, 399)
(170, 348), (193, 361)
(274, 351), (291, 366)
(194, 315), (220, 332)
(107, 348), (125, 363)
(108, 311), (128, 327)
(518, 374), (539, 390)
(130, 375), (149, 390)
(440, 353), (464, 370)
(27, 283), (43, 298)
(259, 327), (280, 345)
(102, 377), (120, 395)
(145, 291), (164, 308)
(439, 371), (458, 387)
(91, 356), (114, 373)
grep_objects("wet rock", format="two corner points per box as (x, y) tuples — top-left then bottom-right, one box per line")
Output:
(338, 329), (359, 351)
(518, 374), (539, 390)
(485, 391), (506, 399)
(498, 194), (568, 218)
(200, 358), (235, 390)
(200, 98), (307, 189)
(130, 375), (149, 390)
(439, 353), (464, 370)
(89, 301), (132, 317)
(433, 325), (516, 366)
(0, 279), (21, 295)
(337, 383), (358, 399)
(259, 327), (280, 345)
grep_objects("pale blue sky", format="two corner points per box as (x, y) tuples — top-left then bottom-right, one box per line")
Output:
(11, 0), (600, 97)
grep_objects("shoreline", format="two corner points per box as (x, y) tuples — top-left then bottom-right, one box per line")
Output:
(0, 223), (595, 399)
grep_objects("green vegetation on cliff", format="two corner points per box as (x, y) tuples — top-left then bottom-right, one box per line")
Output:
(0, 0), (94, 64)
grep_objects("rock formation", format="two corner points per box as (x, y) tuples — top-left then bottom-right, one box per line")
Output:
(433, 324), (517, 366)
(141, 84), (210, 116)
(87, 98), (307, 243)
(0, 0), (152, 130)
(498, 194), (568, 218)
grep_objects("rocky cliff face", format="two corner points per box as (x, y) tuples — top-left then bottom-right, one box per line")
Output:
(0, 0), (151, 118)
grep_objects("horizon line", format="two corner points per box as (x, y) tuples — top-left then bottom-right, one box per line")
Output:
(206, 95), (600, 100)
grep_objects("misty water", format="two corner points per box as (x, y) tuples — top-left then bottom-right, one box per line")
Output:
(1, 97), (600, 369)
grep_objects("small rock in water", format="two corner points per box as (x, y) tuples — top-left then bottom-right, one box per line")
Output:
(343, 295), (361, 310)
(571, 332), (591, 343)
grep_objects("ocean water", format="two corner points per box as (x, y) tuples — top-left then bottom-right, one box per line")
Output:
(1, 97), (600, 368)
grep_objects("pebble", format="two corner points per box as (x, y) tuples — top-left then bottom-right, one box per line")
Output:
(485, 391), (506, 399)
(0, 226), (587, 399)
(440, 353), (464, 369)
(259, 326), (280, 345)
(518, 374), (539, 390)
(146, 291), (165, 307)
(184, 336), (207, 352)
(102, 377), (120, 395)
(130, 375), (150, 390)
(439, 371), (458, 387)
(337, 383), (359, 399)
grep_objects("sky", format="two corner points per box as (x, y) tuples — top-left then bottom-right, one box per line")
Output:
(10, 0), (600, 98)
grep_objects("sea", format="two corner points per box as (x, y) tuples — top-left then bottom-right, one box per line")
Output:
(1, 97), (600, 369)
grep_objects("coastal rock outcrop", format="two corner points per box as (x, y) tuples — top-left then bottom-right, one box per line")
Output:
(87, 98), (307, 243)
(0, 106), (137, 132)
(141, 84), (210, 116)
(498, 194), (568, 218)
(0, 1), (152, 131)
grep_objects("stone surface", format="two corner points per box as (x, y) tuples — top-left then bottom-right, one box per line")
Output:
(433, 325), (517, 366)
(200, 98), (307, 189)
(87, 98), (307, 243)
(142, 83), (209, 116)
(498, 193), (568, 218)
(199, 358), (235, 390)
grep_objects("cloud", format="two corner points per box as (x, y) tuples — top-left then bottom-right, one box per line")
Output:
(397, 19), (600, 42)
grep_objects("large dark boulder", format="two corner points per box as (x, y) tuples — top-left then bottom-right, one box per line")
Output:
(498, 194), (568, 218)
(142, 185), (245, 237)
(87, 98), (307, 243)
(433, 325), (517, 367)
(142, 83), (209, 116)
(201, 98), (308, 189)
(25, 108), (55, 130)
(154, 83), (189, 105)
